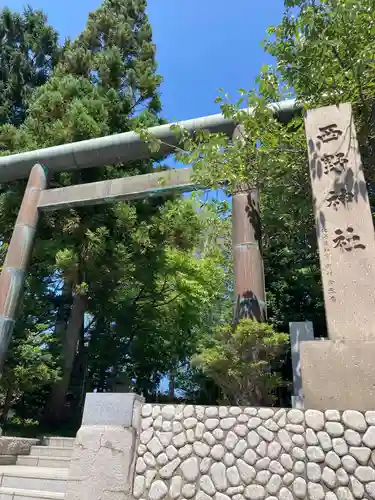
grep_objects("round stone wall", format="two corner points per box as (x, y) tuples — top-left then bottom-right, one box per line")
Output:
(133, 406), (375, 500)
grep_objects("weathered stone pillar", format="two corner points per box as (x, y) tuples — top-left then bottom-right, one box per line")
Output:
(289, 321), (314, 408)
(301, 102), (375, 410)
(65, 393), (143, 500)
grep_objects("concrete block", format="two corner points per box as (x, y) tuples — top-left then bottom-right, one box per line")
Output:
(301, 339), (375, 410)
(65, 426), (136, 500)
(0, 455), (16, 465)
(0, 438), (39, 456)
(16, 456), (70, 468)
(65, 392), (143, 500)
(82, 392), (143, 427)
(37, 457), (70, 469)
(291, 396), (305, 409)
(16, 456), (39, 466)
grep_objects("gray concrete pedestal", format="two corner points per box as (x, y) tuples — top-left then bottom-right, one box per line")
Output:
(301, 340), (375, 410)
(65, 393), (143, 500)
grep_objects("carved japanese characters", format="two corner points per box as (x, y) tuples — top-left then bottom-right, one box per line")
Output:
(304, 103), (375, 341)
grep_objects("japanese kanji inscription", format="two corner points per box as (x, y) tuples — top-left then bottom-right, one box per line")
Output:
(326, 188), (353, 210)
(304, 103), (375, 341)
(322, 152), (348, 175)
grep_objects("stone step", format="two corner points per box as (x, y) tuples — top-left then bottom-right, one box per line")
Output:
(0, 455), (17, 465)
(0, 486), (64, 500)
(30, 446), (73, 458)
(42, 438), (75, 449)
(17, 456), (71, 468)
(0, 466), (68, 493)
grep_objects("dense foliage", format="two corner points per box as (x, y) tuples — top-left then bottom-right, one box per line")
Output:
(0, 7), (58, 128)
(0, 1), (227, 430)
(193, 319), (289, 406)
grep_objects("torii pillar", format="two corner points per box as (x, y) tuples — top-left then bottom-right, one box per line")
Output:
(0, 163), (48, 374)
(232, 125), (267, 325)
(231, 126), (266, 324)
(232, 183), (266, 323)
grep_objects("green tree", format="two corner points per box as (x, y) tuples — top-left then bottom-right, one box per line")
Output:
(137, 0), (375, 404)
(264, 0), (375, 181)
(0, 6), (60, 425)
(84, 198), (227, 400)
(173, 202), (233, 404)
(47, 0), (374, 410)
(0, 0), (163, 424)
(193, 319), (289, 406)
(261, 0), (375, 330)
(27, 0), (162, 423)
(140, 89), (325, 335)
(149, 0), (375, 336)
(0, 6), (58, 128)
(1, 0), (231, 424)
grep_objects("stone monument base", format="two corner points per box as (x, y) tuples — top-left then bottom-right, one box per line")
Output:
(64, 393), (143, 500)
(301, 339), (375, 411)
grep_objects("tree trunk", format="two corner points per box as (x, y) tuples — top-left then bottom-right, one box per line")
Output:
(77, 349), (89, 415)
(44, 293), (86, 425)
(168, 372), (175, 401)
(69, 322), (86, 418)
(55, 284), (71, 331)
(0, 382), (14, 425)
(51, 281), (72, 357)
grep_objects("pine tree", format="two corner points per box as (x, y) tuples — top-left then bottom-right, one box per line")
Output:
(22, 0), (162, 423)
(10, 0), (223, 423)
(0, 0), (162, 425)
(1, 0), (227, 426)
(0, 7), (58, 127)
(0, 6), (59, 424)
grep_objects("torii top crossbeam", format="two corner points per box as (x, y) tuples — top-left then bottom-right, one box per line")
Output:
(0, 99), (299, 183)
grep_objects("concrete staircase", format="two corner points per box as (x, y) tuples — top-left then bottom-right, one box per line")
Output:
(0, 437), (74, 500)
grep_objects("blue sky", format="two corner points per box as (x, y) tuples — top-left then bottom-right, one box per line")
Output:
(7, 0), (286, 123)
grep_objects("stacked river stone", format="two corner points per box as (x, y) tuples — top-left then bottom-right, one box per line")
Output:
(133, 406), (375, 500)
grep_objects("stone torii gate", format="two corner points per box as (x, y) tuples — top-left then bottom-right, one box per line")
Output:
(0, 98), (298, 376)
(0, 100), (374, 411)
